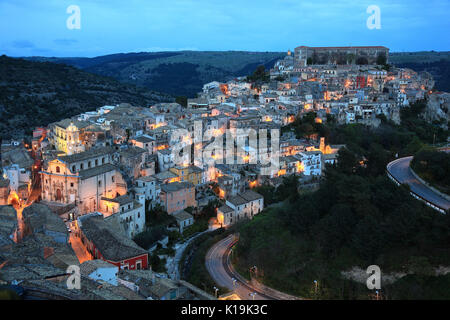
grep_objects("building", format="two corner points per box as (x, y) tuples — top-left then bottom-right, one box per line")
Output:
(130, 135), (155, 155)
(80, 259), (119, 286)
(172, 210), (194, 233)
(169, 165), (204, 186)
(217, 190), (264, 226)
(99, 194), (145, 239)
(40, 147), (127, 215)
(297, 151), (322, 176)
(48, 119), (90, 155)
(22, 203), (69, 244)
(0, 178), (10, 205)
(0, 205), (17, 246)
(159, 182), (196, 215)
(294, 46), (389, 66)
(134, 175), (160, 202)
(77, 213), (149, 270)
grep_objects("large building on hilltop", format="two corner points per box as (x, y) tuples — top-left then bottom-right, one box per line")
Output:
(294, 46), (389, 66)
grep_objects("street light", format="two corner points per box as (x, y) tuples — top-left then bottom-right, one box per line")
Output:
(313, 280), (318, 293)
(232, 277), (237, 288)
(249, 292), (257, 300)
(213, 286), (219, 298)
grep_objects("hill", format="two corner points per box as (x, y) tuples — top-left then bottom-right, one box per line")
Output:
(26, 51), (285, 97)
(26, 50), (450, 97)
(233, 103), (450, 299)
(389, 51), (450, 92)
(0, 56), (173, 140)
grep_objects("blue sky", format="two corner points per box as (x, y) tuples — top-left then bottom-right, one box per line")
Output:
(1, 0), (449, 57)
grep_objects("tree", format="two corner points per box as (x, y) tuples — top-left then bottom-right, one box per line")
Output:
(376, 53), (387, 66)
(175, 96), (187, 107)
(356, 57), (369, 65)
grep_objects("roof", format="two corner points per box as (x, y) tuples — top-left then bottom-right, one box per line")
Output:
(136, 175), (156, 182)
(154, 171), (178, 181)
(218, 204), (234, 214)
(79, 215), (147, 262)
(80, 259), (117, 276)
(119, 146), (146, 158)
(227, 195), (248, 206)
(22, 203), (68, 234)
(0, 178), (10, 188)
(240, 190), (263, 202)
(101, 194), (133, 206)
(53, 119), (91, 129)
(172, 210), (193, 223)
(160, 181), (194, 193)
(295, 45), (388, 50)
(59, 147), (114, 164)
(79, 163), (117, 180)
(133, 135), (155, 143)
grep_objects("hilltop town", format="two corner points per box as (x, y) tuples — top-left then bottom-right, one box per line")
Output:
(1, 45), (448, 299)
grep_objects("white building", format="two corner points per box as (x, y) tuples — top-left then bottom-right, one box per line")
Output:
(297, 151), (322, 176)
(217, 190), (264, 226)
(80, 259), (119, 286)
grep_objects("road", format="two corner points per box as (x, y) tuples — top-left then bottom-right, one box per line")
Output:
(206, 234), (302, 300)
(206, 235), (269, 300)
(387, 156), (450, 212)
(69, 233), (93, 263)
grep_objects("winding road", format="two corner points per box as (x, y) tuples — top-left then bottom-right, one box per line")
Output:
(205, 234), (302, 300)
(387, 156), (450, 212)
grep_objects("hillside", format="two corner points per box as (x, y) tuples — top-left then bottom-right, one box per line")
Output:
(26, 51), (285, 97)
(0, 56), (173, 140)
(234, 104), (450, 299)
(389, 51), (450, 92)
(26, 50), (450, 97)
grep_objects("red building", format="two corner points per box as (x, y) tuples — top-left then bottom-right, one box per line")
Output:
(78, 213), (149, 270)
(356, 76), (367, 89)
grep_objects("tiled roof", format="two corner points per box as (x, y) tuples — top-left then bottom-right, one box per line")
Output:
(218, 204), (234, 214)
(80, 215), (147, 262)
(240, 190), (263, 202)
(101, 194), (133, 205)
(173, 210), (193, 222)
(160, 181), (194, 193)
(79, 163), (117, 180)
(59, 147), (114, 164)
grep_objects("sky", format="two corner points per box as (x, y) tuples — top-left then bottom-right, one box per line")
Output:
(0, 0), (449, 57)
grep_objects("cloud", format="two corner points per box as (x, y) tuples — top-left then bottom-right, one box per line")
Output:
(54, 39), (79, 46)
(12, 40), (35, 48)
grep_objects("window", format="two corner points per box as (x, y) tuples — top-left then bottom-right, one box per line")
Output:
(88, 161), (91, 168)
(102, 157), (105, 164)
(72, 165), (76, 172)
(95, 159), (98, 166)
(56, 166), (60, 173)
(80, 163), (84, 170)
(98, 180), (102, 187)
(70, 182), (74, 188)
(112, 176), (115, 182)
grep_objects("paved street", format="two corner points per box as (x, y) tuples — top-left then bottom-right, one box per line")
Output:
(69, 233), (93, 264)
(387, 156), (450, 211)
(205, 235), (274, 300)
